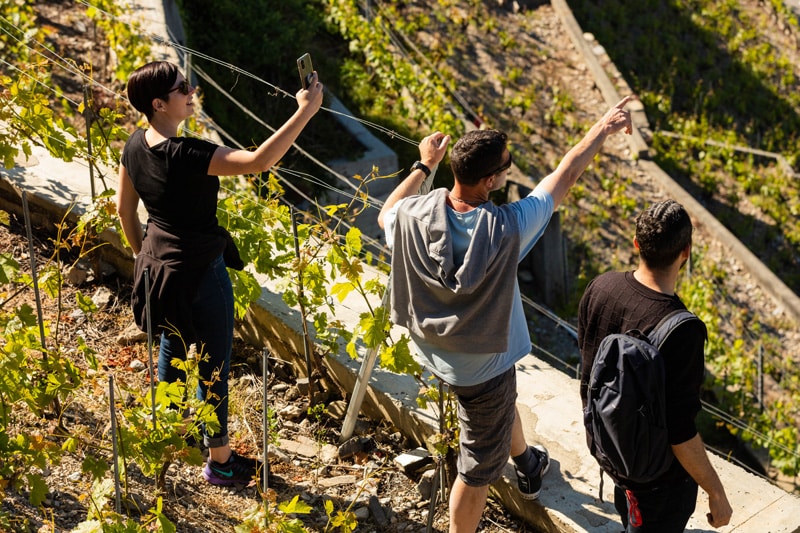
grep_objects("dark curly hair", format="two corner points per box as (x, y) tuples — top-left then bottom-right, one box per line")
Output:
(635, 200), (693, 270)
(126, 61), (179, 121)
(449, 129), (508, 186)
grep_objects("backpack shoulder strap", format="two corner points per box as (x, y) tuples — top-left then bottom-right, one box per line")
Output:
(647, 309), (704, 350)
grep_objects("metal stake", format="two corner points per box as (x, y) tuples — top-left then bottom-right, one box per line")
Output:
(83, 85), (96, 200)
(21, 191), (62, 414)
(109, 376), (122, 514)
(757, 344), (764, 411)
(143, 267), (157, 430)
(21, 191), (48, 358)
(290, 208), (315, 403)
(262, 346), (270, 526)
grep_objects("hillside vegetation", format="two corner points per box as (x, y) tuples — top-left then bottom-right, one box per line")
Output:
(0, 3), (798, 532)
(569, 0), (800, 293)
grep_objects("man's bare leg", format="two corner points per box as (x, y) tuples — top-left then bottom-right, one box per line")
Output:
(511, 406), (527, 457)
(449, 477), (489, 533)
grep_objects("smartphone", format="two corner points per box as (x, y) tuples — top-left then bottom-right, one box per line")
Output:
(297, 53), (314, 89)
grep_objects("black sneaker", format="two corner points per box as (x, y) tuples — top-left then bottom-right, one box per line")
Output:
(515, 445), (550, 500)
(202, 451), (262, 486)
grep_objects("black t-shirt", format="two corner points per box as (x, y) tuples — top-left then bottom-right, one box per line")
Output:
(121, 129), (219, 232)
(577, 271), (707, 485)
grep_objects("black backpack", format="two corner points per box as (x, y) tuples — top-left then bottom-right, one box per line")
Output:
(583, 309), (701, 495)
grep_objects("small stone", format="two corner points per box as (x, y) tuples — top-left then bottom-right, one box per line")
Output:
(320, 444), (338, 464)
(271, 383), (289, 393)
(280, 438), (318, 458)
(279, 404), (305, 421)
(417, 468), (436, 500)
(338, 436), (363, 460)
(325, 400), (347, 420)
(295, 377), (311, 395)
(117, 322), (146, 345)
(318, 475), (355, 488)
(267, 446), (290, 463)
(394, 447), (432, 476)
(129, 359), (146, 371)
(368, 495), (389, 527)
(91, 286), (114, 309)
(66, 265), (88, 286)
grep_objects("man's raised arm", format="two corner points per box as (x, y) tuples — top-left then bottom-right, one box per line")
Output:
(538, 96), (635, 209)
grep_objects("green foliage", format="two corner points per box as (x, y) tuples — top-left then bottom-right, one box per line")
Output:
(174, 0), (363, 174)
(84, 0), (152, 82)
(0, 0), (39, 64)
(235, 494), (313, 533)
(678, 249), (800, 476)
(0, 248), (80, 509)
(0, 62), (80, 167)
(570, 0), (800, 291)
(116, 378), (208, 480)
(0, 4), (131, 178)
(0, 253), (19, 285)
(417, 378), (459, 458)
(72, 481), (176, 532)
(324, 498), (357, 533)
(324, 0), (463, 137)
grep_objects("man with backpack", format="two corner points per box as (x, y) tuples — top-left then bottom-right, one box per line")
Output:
(578, 200), (732, 532)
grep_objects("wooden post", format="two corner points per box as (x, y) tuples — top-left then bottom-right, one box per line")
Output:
(522, 211), (567, 309)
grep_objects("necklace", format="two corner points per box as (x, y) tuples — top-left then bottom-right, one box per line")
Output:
(449, 193), (487, 207)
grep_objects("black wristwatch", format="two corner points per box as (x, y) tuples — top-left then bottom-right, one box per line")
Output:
(411, 160), (431, 178)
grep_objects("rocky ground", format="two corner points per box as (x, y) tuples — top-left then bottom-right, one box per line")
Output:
(4, 0), (800, 531)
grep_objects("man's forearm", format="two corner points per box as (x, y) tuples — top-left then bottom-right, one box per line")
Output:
(378, 132), (449, 229)
(672, 432), (732, 527)
(378, 168), (429, 229)
(541, 122), (609, 207)
(537, 96), (634, 209)
(672, 433), (722, 492)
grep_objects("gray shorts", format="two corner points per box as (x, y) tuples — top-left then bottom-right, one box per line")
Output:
(449, 367), (517, 487)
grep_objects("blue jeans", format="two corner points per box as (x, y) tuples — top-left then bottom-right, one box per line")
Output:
(614, 476), (698, 533)
(158, 255), (233, 448)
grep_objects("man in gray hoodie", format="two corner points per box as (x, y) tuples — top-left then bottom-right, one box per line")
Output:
(378, 96), (634, 533)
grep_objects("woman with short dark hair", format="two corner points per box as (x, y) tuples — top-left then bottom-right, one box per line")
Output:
(117, 60), (323, 485)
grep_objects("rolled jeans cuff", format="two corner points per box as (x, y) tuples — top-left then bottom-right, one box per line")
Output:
(204, 433), (229, 449)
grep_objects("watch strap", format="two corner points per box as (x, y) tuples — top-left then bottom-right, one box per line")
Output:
(411, 160), (432, 178)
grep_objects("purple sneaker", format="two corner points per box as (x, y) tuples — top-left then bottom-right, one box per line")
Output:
(202, 451), (262, 486)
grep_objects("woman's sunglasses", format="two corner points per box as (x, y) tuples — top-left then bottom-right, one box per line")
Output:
(162, 79), (192, 98)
